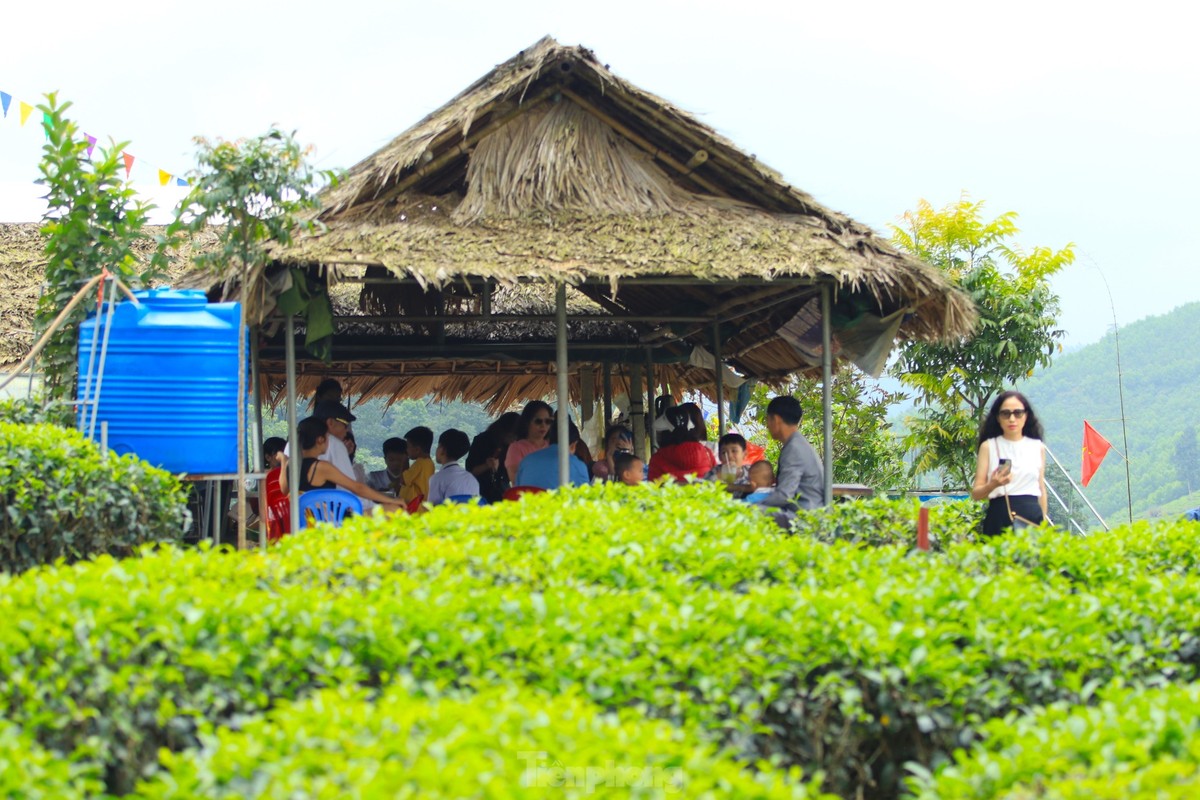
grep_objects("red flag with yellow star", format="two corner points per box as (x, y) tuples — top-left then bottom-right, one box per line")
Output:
(1082, 421), (1112, 487)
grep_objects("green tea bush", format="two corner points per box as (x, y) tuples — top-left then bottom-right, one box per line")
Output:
(137, 680), (830, 799)
(0, 719), (104, 797)
(789, 495), (982, 549)
(0, 421), (189, 573)
(912, 683), (1200, 799)
(0, 396), (73, 427)
(0, 484), (1198, 797)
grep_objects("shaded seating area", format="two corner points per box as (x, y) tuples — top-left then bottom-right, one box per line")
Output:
(192, 37), (976, 534)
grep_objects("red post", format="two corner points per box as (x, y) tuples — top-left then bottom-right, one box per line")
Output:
(916, 507), (930, 552)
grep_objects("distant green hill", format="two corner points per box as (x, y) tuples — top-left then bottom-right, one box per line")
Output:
(1015, 301), (1200, 523)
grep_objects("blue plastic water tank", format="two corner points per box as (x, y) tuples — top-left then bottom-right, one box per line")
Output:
(77, 288), (244, 474)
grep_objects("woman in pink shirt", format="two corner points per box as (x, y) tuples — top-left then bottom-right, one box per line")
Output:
(505, 400), (554, 483)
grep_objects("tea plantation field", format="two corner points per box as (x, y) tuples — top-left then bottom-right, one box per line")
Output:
(2, 483), (1199, 798)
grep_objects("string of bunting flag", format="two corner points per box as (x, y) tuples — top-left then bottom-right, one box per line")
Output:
(0, 89), (191, 188)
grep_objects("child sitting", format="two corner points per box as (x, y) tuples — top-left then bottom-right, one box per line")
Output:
(742, 460), (776, 504)
(367, 437), (408, 496)
(706, 432), (752, 486)
(427, 429), (479, 505)
(398, 426), (435, 505)
(614, 451), (645, 486)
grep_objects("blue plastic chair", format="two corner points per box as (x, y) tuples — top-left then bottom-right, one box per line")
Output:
(448, 494), (487, 505)
(298, 489), (363, 529)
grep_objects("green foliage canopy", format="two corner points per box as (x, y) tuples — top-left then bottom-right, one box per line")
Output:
(34, 94), (168, 403)
(891, 195), (1075, 486)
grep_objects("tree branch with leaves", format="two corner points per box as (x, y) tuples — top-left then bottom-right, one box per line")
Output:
(891, 195), (1074, 487)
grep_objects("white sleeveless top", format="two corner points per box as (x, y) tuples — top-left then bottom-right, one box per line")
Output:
(986, 436), (1044, 499)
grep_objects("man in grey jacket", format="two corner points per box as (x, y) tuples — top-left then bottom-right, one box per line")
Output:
(760, 395), (825, 527)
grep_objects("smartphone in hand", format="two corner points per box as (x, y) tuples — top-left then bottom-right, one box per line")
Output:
(997, 458), (1012, 475)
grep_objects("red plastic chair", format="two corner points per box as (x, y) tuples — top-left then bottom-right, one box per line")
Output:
(502, 485), (547, 502)
(263, 467), (291, 544)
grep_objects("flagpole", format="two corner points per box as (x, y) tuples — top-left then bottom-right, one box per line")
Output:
(1089, 257), (1133, 524)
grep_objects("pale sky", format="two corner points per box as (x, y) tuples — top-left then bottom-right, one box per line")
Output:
(2, 0), (1197, 347)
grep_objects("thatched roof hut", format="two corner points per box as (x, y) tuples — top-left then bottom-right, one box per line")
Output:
(247, 35), (973, 408)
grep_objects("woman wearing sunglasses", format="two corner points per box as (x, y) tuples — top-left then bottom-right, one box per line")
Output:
(505, 400), (555, 483)
(970, 390), (1049, 536)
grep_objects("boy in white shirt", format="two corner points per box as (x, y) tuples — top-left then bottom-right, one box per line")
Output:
(426, 429), (480, 505)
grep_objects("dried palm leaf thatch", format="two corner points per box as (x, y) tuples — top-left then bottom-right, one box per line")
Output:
(0, 223), (218, 368)
(454, 100), (699, 222)
(257, 358), (714, 416)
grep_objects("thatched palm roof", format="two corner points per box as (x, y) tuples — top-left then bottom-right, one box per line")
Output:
(0, 223), (215, 370)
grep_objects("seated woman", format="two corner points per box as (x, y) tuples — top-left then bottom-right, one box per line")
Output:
(647, 402), (717, 483)
(278, 417), (405, 511)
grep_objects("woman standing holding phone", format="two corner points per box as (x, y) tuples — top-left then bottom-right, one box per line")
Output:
(970, 390), (1049, 536)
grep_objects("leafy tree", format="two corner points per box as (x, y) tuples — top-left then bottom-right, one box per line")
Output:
(741, 366), (908, 491)
(1174, 426), (1200, 494)
(171, 129), (337, 324)
(35, 94), (167, 404)
(891, 195), (1075, 488)
(170, 129), (338, 548)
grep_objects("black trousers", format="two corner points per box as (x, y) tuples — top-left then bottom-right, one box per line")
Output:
(983, 495), (1043, 537)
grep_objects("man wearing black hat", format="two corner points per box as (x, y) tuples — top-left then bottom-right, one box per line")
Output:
(310, 401), (373, 513)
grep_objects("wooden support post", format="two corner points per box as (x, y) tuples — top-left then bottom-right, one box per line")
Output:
(645, 348), (656, 454)
(602, 362), (613, 431)
(555, 283), (569, 487)
(630, 362), (645, 461)
(712, 322), (726, 437)
(820, 283), (834, 506)
(285, 315), (301, 537)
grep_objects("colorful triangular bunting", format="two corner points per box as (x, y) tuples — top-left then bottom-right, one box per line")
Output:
(85, 134), (97, 158)
(19, 102), (33, 126)
(158, 170), (171, 186)
(122, 152), (135, 177)
(176, 177), (189, 187)
(0, 92), (11, 118)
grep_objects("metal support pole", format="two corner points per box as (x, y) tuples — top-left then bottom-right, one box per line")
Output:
(250, 327), (266, 551)
(630, 362), (645, 461)
(555, 283), (569, 487)
(645, 348), (656, 454)
(820, 283), (834, 506)
(602, 362), (613, 428)
(712, 322), (726, 437)
(87, 277), (119, 440)
(1045, 445), (1109, 531)
(235, 303), (247, 551)
(285, 315), (301, 536)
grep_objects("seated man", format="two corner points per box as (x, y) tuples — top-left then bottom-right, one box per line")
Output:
(515, 419), (590, 490)
(760, 395), (825, 527)
(427, 429), (480, 505)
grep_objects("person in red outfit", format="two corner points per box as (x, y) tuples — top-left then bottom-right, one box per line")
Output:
(647, 402), (717, 482)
